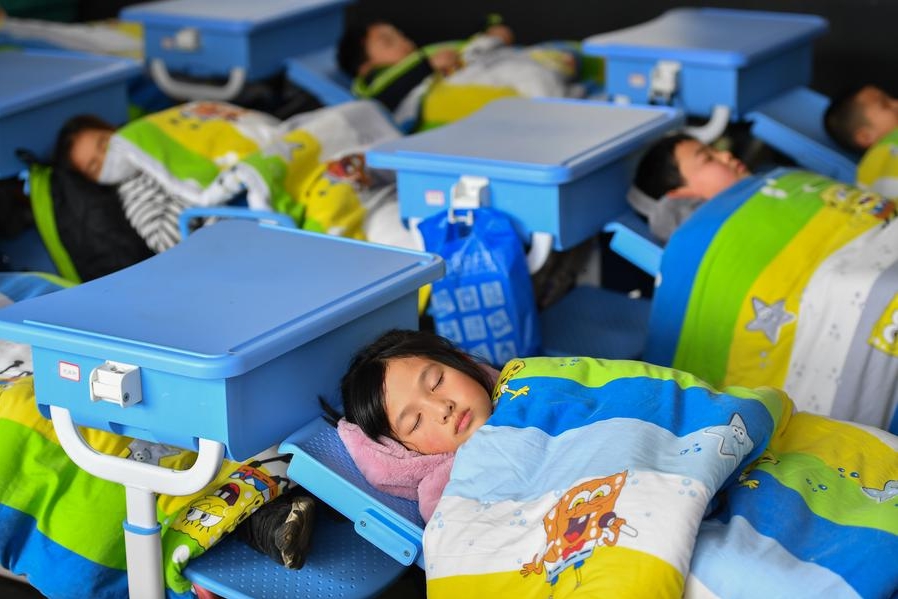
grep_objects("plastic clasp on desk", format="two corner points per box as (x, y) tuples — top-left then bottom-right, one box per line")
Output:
(163, 27), (201, 52)
(650, 60), (681, 104)
(449, 175), (489, 225)
(89, 361), (142, 408)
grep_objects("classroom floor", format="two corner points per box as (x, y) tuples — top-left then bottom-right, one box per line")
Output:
(0, 566), (425, 598)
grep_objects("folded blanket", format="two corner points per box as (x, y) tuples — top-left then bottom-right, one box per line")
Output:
(424, 357), (898, 599)
(857, 127), (898, 199)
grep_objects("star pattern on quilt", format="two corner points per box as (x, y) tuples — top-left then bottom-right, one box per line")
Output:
(746, 297), (795, 344)
(703, 413), (752, 459)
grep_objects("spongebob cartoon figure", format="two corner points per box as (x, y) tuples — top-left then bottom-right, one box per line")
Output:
(493, 359), (526, 402)
(521, 471), (635, 590)
(171, 482), (242, 547)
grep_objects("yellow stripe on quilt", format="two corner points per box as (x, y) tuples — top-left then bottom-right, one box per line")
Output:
(0, 378), (234, 520)
(1, 378), (131, 456)
(144, 104), (262, 164)
(428, 545), (683, 599)
(724, 205), (880, 389)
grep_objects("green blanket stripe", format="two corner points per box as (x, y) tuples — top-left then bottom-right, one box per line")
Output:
(673, 172), (825, 384)
(28, 164), (81, 283)
(118, 120), (220, 187)
(0, 420), (126, 569)
(239, 153), (304, 224)
(160, 530), (203, 593)
(753, 453), (898, 534)
(507, 358), (717, 393)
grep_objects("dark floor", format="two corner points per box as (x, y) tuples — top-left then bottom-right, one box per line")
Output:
(0, 567), (425, 598)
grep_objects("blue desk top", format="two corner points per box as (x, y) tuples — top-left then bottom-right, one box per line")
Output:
(121, 0), (351, 32)
(0, 49), (140, 117)
(366, 98), (683, 184)
(0, 221), (442, 378)
(583, 8), (828, 67)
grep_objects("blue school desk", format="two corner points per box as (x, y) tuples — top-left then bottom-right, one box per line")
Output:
(0, 220), (443, 598)
(367, 97), (681, 361)
(121, 0), (351, 101)
(583, 8), (828, 127)
(366, 97), (683, 262)
(0, 48), (140, 178)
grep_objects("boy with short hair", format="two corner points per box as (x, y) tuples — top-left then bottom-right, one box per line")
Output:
(631, 133), (749, 242)
(824, 85), (898, 197)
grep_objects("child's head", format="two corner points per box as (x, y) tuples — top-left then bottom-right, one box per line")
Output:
(337, 21), (417, 78)
(341, 329), (495, 454)
(53, 114), (116, 182)
(634, 133), (749, 201)
(824, 85), (898, 152)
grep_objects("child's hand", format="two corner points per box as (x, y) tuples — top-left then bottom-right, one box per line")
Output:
(429, 48), (461, 76)
(485, 24), (514, 46)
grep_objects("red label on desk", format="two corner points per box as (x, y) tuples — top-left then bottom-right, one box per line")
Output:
(58, 361), (80, 382)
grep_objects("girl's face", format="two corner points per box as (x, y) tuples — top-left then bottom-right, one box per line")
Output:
(383, 356), (493, 454)
(671, 138), (749, 200)
(70, 127), (112, 181)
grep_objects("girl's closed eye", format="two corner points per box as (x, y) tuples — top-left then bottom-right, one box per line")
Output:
(410, 414), (421, 433)
(432, 373), (443, 391)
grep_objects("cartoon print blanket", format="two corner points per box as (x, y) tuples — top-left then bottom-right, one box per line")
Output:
(104, 99), (401, 239)
(646, 168), (898, 433)
(857, 127), (898, 199)
(423, 357), (898, 599)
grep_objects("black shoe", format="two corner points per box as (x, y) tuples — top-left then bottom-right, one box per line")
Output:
(277, 495), (315, 569)
(237, 492), (315, 569)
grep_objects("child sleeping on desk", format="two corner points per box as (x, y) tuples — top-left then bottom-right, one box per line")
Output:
(52, 100), (416, 259)
(332, 328), (898, 599)
(824, 84), (898, 198)
(337, 18), (590, 131)
(630, 132), (898, 433)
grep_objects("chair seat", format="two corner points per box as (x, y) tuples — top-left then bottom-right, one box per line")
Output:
(184, 513), (407, 599)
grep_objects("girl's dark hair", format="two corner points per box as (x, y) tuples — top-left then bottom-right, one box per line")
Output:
(340, 329), (494, 442)
(336, 20), (387, 77)
(53, 114), (116, 171)
(633, 132), (693, 200)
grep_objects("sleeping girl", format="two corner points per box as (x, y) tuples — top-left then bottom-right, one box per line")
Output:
(333, 328), (898, 599)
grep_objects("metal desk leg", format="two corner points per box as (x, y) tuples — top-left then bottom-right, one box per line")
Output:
(49, 406), (225, 599)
